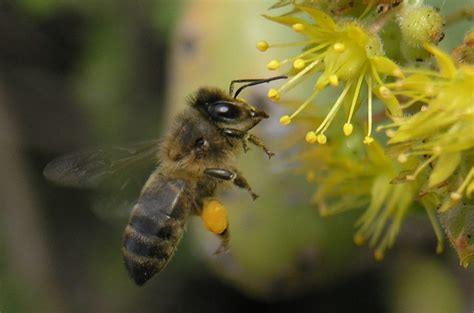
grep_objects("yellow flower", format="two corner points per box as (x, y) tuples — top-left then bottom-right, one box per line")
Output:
(383, 44), (474, 213)
(258, 6), (403, 144)
(299, 135), (423, 259)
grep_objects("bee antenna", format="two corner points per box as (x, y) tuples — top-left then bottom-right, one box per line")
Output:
(229, 76), (287, 98)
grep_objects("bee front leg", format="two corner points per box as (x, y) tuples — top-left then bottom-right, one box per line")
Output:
(247, 134), (275, 159)
(221, 128), (250, 153)
(221, 128), (274, 158)
(204, 168), (259, 200)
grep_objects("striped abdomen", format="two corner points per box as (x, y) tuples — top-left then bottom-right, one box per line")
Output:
(123, 171), (189, 285)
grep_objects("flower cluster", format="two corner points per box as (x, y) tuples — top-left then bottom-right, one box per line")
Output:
(299, 135), (422, 260)
(384, 44), (474, 212)
(258, 6), (402, 145)
(259, 2), (474, 266)
(383, 44), (474, 265)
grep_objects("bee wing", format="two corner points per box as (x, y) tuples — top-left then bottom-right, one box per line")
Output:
(44, 140), (161, 190)
(44, 140), (162, 224)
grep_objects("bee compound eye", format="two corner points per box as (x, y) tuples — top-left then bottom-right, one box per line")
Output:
(209, 101), (242, 121)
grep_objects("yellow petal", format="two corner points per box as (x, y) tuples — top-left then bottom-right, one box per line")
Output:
(262, 14), (308, 28)
(296, 6), (336, 30)
(371, 56), (404, 78)
(428, 152), (461, 188)
(424, 43), (457, 79)
(373, 86), (402, 117)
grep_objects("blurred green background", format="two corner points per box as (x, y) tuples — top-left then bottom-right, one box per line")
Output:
(0, 0), (473, 312)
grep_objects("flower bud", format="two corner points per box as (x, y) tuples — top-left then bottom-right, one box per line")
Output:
(398, 5), (445, 47)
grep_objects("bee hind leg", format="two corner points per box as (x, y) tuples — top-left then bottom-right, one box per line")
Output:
(201, 198), (230, 254)
(214, 228), (230, 255)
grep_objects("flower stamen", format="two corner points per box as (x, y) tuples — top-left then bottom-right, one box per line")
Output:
(346, 69), (367, 127)
(315, 83), (352, 135)
(366, 76), (374, 141)
(406, 154), (438, 181)
(453, 167), (474, 199)
(273, 59), (320, 95)
(289, 90), (320, 120)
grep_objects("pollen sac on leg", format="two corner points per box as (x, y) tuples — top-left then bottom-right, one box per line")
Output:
(201, 198), (228, 234)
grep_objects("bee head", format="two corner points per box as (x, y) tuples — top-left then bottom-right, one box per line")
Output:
(191, 88), (267, 132)
(190, 76), (286, 132)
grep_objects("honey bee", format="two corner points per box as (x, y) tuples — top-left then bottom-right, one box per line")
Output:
(44, 76), (286, 285)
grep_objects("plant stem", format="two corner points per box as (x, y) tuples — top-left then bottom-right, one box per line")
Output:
(368, 9), (397, 34)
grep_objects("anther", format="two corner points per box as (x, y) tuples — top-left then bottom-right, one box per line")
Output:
(317, 134), (327, 144)
(267, 59), (281, 70)
(363, 136), (374, 145)
(343, 123), (353, 136)
(333, 42), (345, 53)
(329, 74), (339, 86)
(406, 175), (416, 181)
(450, 192), (462, 200)
(256, 40), (269, 52)
(267, 88), (280, 101)
(374, 250), (384, 261)
(397, 154), (408, 163)
(293, 58), (306, 70)
(392, 68), (403, 78)
(292, 23), (305, 32)
(305, 131), (317, 144)
(279, 115), (291, 125)
(379, 86), (391, 98)
(354, 233), (365, 246)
